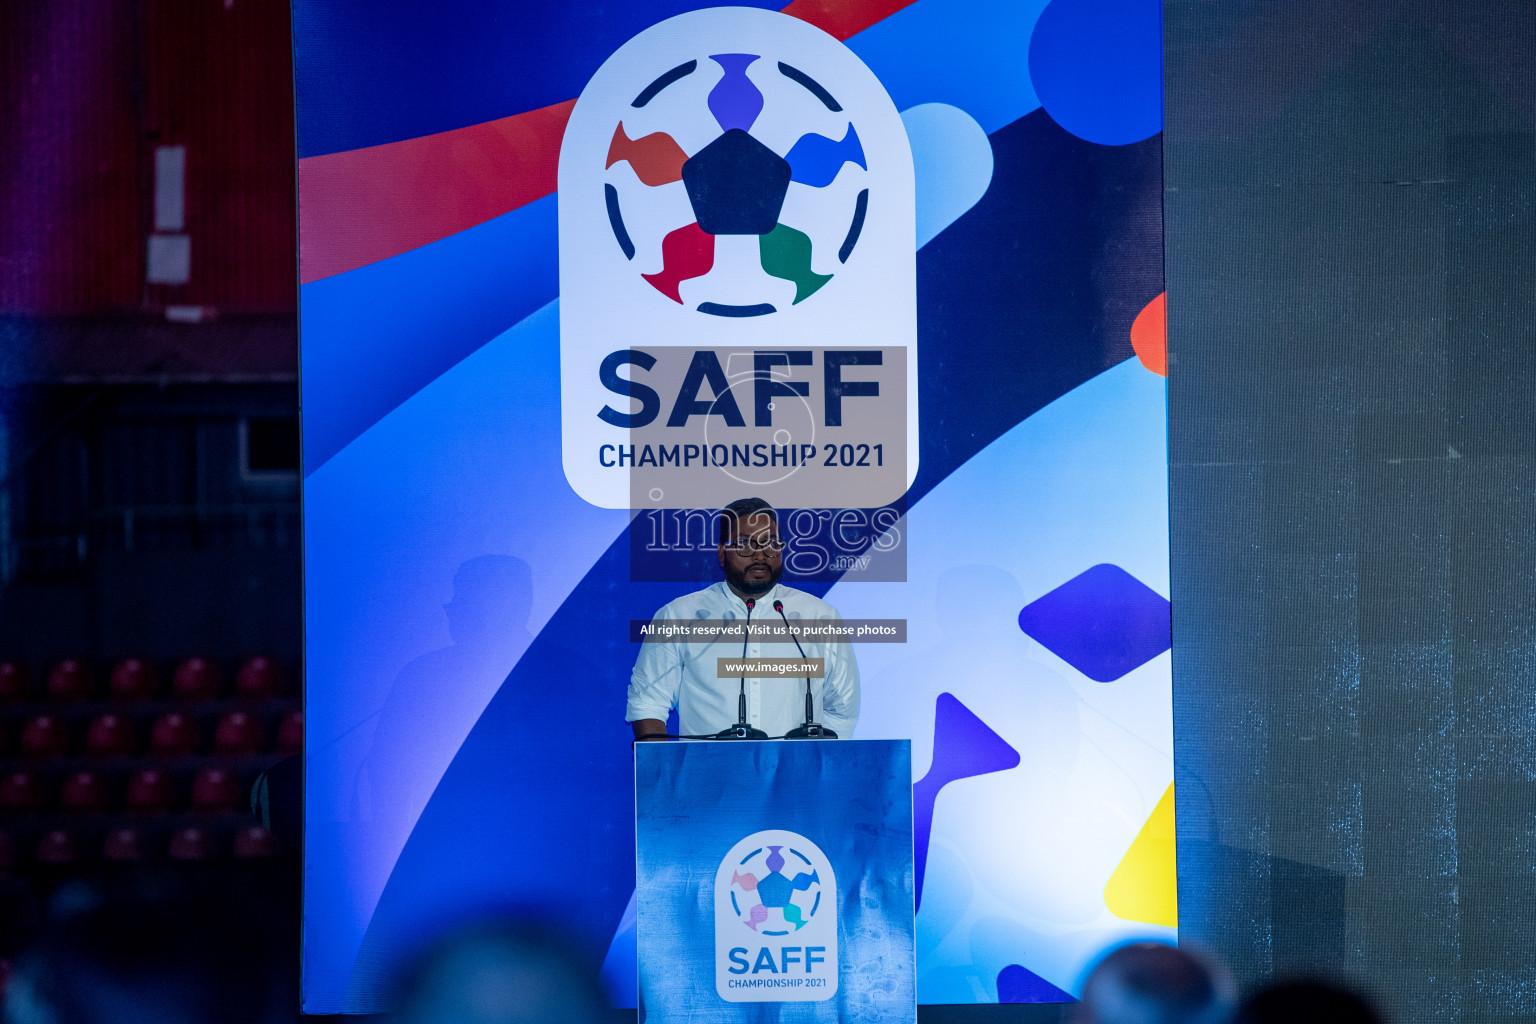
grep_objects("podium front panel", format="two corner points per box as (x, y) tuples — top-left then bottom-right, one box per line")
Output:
(636, 740), (915, 1023)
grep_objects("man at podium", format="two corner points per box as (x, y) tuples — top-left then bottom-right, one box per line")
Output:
(627, 497), (861, 741)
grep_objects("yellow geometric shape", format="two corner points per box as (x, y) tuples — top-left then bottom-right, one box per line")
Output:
(1103, 781), (1178, 928)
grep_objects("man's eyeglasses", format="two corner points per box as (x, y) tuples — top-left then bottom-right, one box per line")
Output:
(724, 538), (785, 554)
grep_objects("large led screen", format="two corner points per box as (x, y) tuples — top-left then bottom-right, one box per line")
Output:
(295, 0), (1171, 1012)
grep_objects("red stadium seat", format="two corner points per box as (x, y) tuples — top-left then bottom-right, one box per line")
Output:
(108, 657), (158, 701)
(167, 826), (213, 861)
(45, 659), (92, 701)
(102, 827), (148, 862)
(213, 711), (263, 755)
(124, 768), (175, 813)
(149, 712), (200, 756)
(0, 661), (27, 701)
(276, 710), (303, 753)
(172, 657), (221, 700)
(19, 715), (66, 758)
(235, 655), (284, 698)
(85, 713), (135, 757)
(0, 772), (44, 813)
(232, 825), (279, 859)
(190, 768), (242, 812)
(34, 829), (78, 865)
(59, 771), (108, 814)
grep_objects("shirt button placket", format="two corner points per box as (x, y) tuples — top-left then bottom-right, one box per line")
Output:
(749, 637), (760, 724)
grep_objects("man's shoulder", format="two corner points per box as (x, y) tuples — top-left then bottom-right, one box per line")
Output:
(775, 585), (841, 620)
(650, 582), (726, 619)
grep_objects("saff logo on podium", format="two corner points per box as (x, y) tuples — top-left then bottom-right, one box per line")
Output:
(636, 743), (913, 1020)
(714, 829), (838, 1001)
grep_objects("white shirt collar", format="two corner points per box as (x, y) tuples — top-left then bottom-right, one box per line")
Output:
(713, 579), (782, 613)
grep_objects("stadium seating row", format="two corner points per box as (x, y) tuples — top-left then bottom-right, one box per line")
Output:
(0, 764), (266, 815)
(0, 656), (289, 702)
(0, 708), (301, 758)
(0, 823), (279, 869)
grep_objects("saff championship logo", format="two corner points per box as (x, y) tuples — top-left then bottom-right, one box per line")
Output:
(559, 7), (917, 511)
(602, 52), (868, 316)
(714, 829), (838, 1002)
(729, 842), (826, 933)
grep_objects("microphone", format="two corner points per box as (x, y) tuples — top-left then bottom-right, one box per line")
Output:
(715, 598), (768, 740)
(775, 599), (837, 739)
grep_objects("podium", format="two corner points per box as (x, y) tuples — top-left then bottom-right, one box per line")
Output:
(634, 740), (915, 1023)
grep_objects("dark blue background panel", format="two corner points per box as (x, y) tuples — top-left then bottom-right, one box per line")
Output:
(292, 0), (781, 158)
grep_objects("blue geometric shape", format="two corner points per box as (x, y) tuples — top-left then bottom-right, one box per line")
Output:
(707, 54), (763, 132)
(1018, 563), (1169, 682)
(1026, 0), (1162, 145)
(997, 964), (1077, 1004)
(903, 103), (993, 248)
(784, 124), (866, 187)
(914, 693), (1020, 910)
(847, 0), (1054, 136)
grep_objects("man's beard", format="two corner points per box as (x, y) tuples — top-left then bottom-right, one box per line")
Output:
(728, 561), (783, 598)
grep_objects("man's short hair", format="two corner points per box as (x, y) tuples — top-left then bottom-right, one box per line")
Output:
(719, 497), (777, 544)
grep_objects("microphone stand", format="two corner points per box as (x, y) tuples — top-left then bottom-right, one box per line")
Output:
(776, 600), (837, 739)
(715, 598), (768, 740)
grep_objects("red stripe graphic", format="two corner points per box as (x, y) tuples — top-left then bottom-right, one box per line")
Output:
(297, 0), (919, 283)
(298, 99), (573, 284)
(779, 0), (918, 40)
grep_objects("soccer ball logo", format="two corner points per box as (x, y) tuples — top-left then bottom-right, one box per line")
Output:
(603, 54), (869, 317)
(729, 843), (825, 935)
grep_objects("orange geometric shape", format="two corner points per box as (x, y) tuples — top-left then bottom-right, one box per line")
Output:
(1130, 291), (1167, 377)
(1104, 781), (1177, 928)
(606, 123), (689, 186)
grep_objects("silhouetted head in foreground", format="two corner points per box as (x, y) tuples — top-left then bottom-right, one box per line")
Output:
(3, 878), (270, 1024)
(1235, 980), (1387, 1024)
(392, 922), (611, 1024)
(1075, 942), (1234, 1024)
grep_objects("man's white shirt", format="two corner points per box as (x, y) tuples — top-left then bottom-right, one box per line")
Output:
(627, 581), (860, 738)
